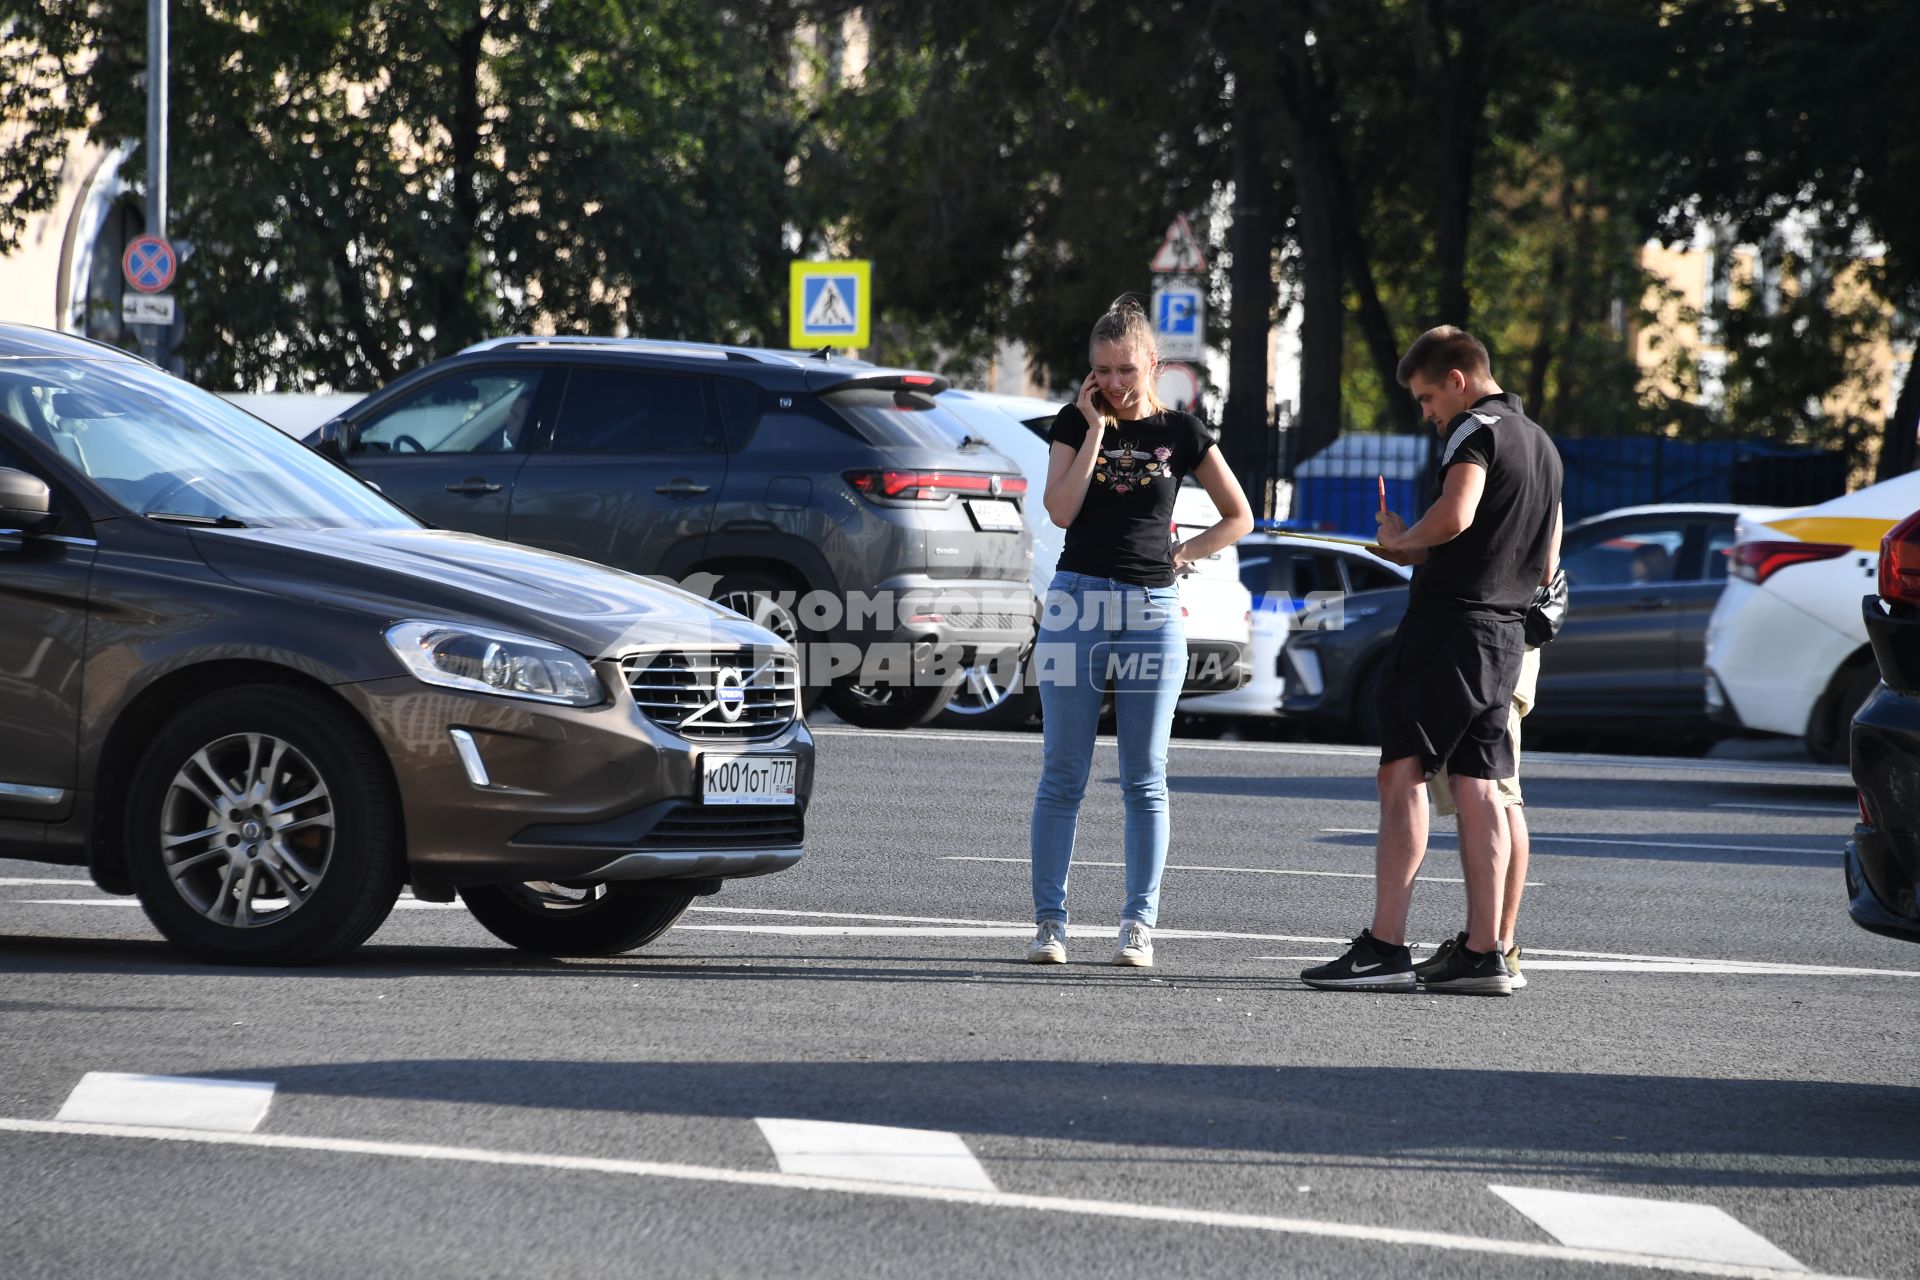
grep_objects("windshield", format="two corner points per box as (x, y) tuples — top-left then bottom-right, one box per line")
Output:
(0, 358), (414, 529)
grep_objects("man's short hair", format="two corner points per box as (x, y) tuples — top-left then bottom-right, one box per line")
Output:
(1396, 326), (1491, 388)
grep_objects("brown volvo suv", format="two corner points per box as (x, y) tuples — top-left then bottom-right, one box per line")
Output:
(0, 325), (811, 964)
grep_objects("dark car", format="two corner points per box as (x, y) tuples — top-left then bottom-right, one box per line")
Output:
(1279, 504), (1760, 747)
(1846, 508), (1920, 942)
(0, 324), (810, 965)
(310, 337), (1035, 729)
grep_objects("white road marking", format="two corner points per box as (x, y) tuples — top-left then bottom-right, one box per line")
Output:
(1321, 829), (1837, 856)
(756, 1118), (996, 1191)
(18, 897), (1915, 977)
(810, 726), (1850, 780)
(0, 1118), (1856, 1280)
(1260, 955), (1915, 978)
(0, 877), (94, 886)
(937, 854), (1544, 888)
(56, 1072), (274, 1133)
(1709, 803), (1856, 817)
(1491, 1185), (1805, 1271)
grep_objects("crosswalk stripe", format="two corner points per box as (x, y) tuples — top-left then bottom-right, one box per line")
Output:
(756, 1118), (996, 1191)
(56, 1072), (274, 1133)
(1492, 1185), (1805, 1271)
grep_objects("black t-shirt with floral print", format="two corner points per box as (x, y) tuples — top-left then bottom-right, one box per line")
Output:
(1048, 405), (1215, 587)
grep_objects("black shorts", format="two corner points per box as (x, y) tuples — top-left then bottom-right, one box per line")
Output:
(1376, 610), (1526, 780)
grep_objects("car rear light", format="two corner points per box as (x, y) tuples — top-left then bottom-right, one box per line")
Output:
(1879, 509), (1920, 605)
(1729, 540), (1851, 584)
(844, 470), (1025, 502)
(899, 375), (936, 387)
(1858, 790), (1872, 827)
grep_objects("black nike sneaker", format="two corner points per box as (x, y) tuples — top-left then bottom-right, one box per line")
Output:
(1419, 941), (1514, 996)
(1412, 931), (1467, 978)
(1301, 930), (1417, 992)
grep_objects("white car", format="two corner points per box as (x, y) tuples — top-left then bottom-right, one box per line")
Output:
(1181, 529), (1411, 725)
(935, 390), (1252, 727)
(1705, 469), (1920, 762)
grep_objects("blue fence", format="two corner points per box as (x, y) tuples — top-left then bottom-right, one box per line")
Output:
(1282, 431), (1849, 535)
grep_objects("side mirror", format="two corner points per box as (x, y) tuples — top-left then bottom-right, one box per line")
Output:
(311, 418), (353, 463)
(0, 467), (59, 536)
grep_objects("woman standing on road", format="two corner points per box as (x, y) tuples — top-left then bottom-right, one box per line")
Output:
(1026, 296), (1253, 967)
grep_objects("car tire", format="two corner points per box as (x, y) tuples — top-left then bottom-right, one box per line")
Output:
(708, 571), (823, 710)
(458, 882), (695, 956)
(825, 673), (964, 729)
(1815, 663), (1881, 765)
(1350, 663), (1384, 746)
(125, 684), (402, 966)
(934, 655), (1040, 730)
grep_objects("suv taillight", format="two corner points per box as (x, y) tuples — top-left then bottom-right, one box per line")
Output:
(1879, 509), (1920, 606)
(844, 470), (1027, 503)
(1730, 540), (1851, 585)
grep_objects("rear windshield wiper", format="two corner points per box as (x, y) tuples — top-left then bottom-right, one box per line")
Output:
(146, 512), (250, 528)
(957, 434), (989, 450)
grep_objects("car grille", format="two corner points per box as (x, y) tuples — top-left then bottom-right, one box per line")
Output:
(622, 649), (798, 741)
(937, 610), (1028, 632)
(640, 805), (804, 850)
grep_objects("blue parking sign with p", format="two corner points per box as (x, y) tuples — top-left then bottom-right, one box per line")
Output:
(1157, 290), (1198, 335)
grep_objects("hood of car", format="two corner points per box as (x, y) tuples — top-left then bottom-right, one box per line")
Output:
(191, 526), (767, 659)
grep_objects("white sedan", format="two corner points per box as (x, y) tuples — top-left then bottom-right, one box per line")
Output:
(1705, 468), (1920, 761)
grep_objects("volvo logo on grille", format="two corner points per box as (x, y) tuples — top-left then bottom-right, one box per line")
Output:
(713, 666), (748, 722)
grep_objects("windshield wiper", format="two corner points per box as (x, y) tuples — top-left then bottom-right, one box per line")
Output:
(957, 434), (989, 450)
(145, 512), (250, 528)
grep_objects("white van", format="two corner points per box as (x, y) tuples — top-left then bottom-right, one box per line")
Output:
(1704, 469), (1920, 761)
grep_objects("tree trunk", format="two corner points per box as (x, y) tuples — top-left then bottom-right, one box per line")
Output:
(1224, 97), (1280, 514)
(1428, 0), (1490, 330)
(1877, 351), (1920, 480)
(1525, 181), (1575, 415)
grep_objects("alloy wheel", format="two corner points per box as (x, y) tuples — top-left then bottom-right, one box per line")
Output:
(159, 732), (334, 929)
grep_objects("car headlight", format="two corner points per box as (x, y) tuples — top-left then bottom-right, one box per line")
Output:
(384, 621), (604, 707)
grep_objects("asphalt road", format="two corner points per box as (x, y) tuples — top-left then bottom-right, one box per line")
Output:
(3, 726), (1915, 1280)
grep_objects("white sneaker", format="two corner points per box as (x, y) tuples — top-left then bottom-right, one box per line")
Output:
(1112, 921), (1153, 967)
(1026, 920), (1068, 964)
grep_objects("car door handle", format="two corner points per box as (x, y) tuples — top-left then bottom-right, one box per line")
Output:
(445, 479), (503, 495)
(654, 481), (711, 497)
(1628, 596), (1672, 610)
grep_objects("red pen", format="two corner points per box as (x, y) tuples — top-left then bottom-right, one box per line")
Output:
(1377, 475), (1387, 513)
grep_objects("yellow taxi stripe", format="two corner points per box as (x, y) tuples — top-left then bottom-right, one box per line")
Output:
(1758, 515), (1893, 552)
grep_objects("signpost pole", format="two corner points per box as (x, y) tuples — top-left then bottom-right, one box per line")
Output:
(143, 0), (169, 367)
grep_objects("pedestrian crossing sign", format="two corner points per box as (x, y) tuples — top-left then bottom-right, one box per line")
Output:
(790, 260), (871, 348)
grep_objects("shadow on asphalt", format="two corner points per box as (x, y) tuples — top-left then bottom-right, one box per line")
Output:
(195, 1055), (1920, 1189)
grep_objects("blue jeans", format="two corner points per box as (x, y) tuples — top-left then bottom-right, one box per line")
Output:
(1029, 571), (1187, 927)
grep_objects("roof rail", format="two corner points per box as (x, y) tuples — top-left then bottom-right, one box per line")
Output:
(458, 335), (810, 366)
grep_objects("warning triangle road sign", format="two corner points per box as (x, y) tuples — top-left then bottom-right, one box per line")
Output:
(1149, 213), (1207, 274)
(805, 279), (854, 328)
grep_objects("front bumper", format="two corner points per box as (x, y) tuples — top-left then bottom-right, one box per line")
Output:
(338, 671), (812, 891)
(1182, 638), (1251, 694)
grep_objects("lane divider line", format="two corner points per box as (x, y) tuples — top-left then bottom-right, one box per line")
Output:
(1490, 1184), (1806, 1272)
(938, 853), (1546, 887)
(0, 1118), (1854, 1280)
(1321, 829), (1838, 857)
(55, 1072), (274, 1133)
(756, 1117), (996, 1192)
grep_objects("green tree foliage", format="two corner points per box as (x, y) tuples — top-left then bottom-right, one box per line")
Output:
(1550, 0), (1920, 475)
(2, 0), (818, 390)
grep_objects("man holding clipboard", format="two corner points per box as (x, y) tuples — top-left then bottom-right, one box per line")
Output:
(1303, 327), (1562, 997)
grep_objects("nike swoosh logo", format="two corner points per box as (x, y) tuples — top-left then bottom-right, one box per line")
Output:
(1350, 962), (1382, 973)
